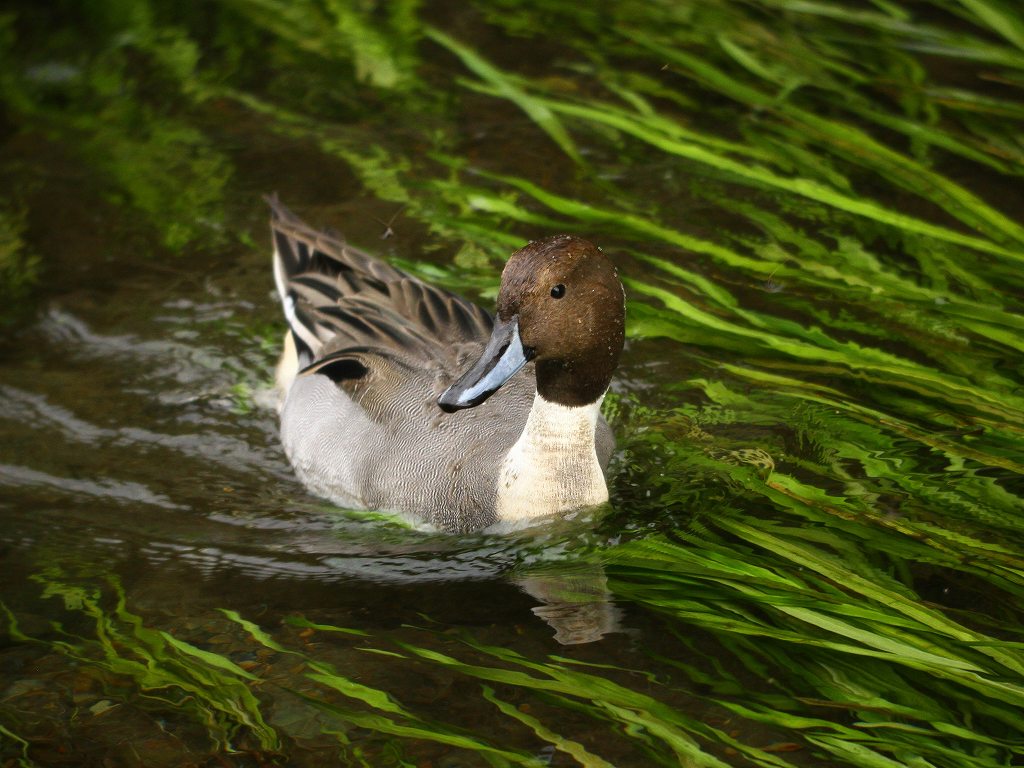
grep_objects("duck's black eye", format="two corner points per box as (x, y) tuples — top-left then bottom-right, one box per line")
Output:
(550, 284), (566, 299)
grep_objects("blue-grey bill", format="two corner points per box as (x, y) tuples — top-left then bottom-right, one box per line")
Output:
(437, 316), (531, 412)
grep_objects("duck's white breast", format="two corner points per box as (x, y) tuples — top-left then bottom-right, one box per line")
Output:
(496, 393), (608, 523)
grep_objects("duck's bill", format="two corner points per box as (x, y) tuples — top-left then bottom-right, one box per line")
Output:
(438, 315), (533, 412)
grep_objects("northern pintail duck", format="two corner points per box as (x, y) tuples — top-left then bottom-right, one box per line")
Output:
(269, 197), (625, 532)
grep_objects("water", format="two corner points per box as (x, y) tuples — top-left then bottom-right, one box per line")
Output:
(3, 2), (1024, 766)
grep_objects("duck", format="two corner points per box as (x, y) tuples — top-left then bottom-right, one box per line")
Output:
(269, 196), (625, 532)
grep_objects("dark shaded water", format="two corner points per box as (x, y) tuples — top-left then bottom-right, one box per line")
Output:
(3, 1), (1024, 766)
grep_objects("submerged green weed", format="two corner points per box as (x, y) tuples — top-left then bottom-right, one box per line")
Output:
(7, 556), (1022, 767)
(0, 202), (39, 322)
(4, 568), (280, 755)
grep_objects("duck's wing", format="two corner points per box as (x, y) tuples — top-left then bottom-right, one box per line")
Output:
(268, 195), (494, 370)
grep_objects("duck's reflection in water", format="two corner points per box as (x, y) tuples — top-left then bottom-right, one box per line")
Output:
(513, 563), (623, 645)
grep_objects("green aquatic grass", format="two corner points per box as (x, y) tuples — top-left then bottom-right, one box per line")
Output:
(3, 570), (280, 754)
(8, 564), (1024, 767)
(613, 374), (1024, 570)
(459, 77), (1024, 258)
(227, 0), (421, 89)
(1, 585), (525, 766)
(0, 202), (38, 323)
(480, 686), (617, 768)
(602, 531), (1024, 766)
(220, 610), (544, 765)
(0, 723), (33, 768)
(0, 11), (230, 250)
(426, 27), (583, 164)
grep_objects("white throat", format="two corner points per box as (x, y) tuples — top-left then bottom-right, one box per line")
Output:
(495, 392), (608, 524)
